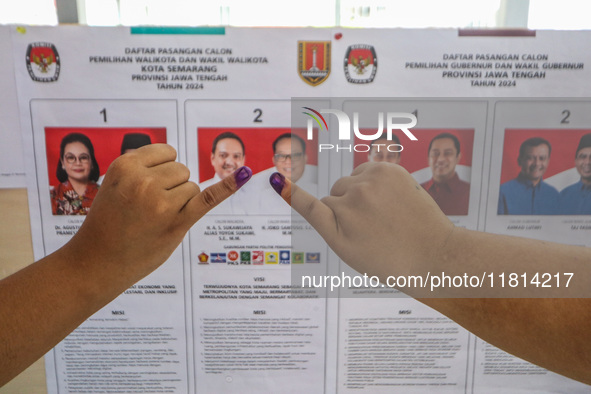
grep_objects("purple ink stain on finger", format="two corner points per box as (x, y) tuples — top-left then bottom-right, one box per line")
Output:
(234, 166), (252, 189)
(269, 172), (285, 195)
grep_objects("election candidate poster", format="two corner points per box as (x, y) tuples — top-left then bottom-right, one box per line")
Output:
(9, 25), (591, 393)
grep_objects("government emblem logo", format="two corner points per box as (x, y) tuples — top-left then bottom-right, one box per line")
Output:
(26, 42), (60, 82)
(298, 41), (331, 86)
(344, 44), (377, 84)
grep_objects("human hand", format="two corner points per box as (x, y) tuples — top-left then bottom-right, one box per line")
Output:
(0, 144), (251, 385)
(68, 144), (251, 283)
(270, 162), (454, 280)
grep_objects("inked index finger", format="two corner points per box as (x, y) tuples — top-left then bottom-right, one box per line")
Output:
(180, 167), (252, 228)
(269, 173), (339, 245)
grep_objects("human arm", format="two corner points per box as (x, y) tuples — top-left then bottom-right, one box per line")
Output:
(270, 163), (591, 385)
(0, 144), (251, 386)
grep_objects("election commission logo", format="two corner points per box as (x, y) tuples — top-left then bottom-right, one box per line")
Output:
(26, 42), (60, 82)
(344, 44), (377, 84)
(298, 41), (331, 86)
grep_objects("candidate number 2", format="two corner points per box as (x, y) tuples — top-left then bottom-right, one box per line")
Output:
(253, 108), (262, 123)
(561, 110), (570, 124)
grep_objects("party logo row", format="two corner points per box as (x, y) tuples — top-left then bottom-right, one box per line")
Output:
(198, 250), (320, 265)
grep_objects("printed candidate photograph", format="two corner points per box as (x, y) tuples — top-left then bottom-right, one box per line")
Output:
(197, 127), (318, 215)
(354, 128), (475, 216)
(498, 129), (591, 215)
(45, 127), (167, 216)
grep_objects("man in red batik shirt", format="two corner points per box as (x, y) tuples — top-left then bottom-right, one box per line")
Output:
(420, 133), (470, 216)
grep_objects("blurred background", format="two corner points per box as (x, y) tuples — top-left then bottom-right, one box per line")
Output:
(1, 0), (589, 30)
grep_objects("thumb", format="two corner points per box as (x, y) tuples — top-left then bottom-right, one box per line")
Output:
(183, 166), (252, 223)
(269, 172), (338, 244)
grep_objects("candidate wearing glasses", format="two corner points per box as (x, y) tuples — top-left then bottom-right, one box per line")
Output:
(250, 133), (317, 214)
(420, 133), (470, 216)
(271, 134), (317, 195)
(51, 133), (100, 215)
(272, 133), (307, 183)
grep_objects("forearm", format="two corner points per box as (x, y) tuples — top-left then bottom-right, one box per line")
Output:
(424, 297), (591, 385)
(279, 162), (591, 385)
(420, 228), (591, 385)
(0, 243), (133, 386)
(0, 146), (247, 387)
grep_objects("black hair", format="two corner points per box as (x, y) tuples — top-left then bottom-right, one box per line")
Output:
(121, 133), (152, 155)
(518, 137), (551, 161)
(211, 132), (245, 155)
(273, 133), (306, 154)
(56, 133), (100, 183)
(575, 134), (591, 157)
(428, 133), (461, 156)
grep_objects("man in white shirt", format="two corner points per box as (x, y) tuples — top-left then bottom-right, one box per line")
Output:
(252, 133), (317, 214)
(200, 132), (251, 214)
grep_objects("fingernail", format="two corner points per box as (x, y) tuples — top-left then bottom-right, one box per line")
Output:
(234, 166), (252, 189)
(269, 172), (285, 195)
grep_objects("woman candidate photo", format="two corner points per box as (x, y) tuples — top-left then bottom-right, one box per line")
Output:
(51, 133), (100, 215)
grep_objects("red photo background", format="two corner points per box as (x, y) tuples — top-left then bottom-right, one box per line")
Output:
(500, 129), (591, 184)
(45, 127), (167, 188)
(197, 128), (317, 181)
(354, 129), (474, 173)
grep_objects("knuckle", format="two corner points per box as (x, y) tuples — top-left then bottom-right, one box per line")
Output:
(188, 181), (200, 194)
(107, 155), (126, 174)
(160, 144), (178, 160)
(164, 143), (177, 155)
(367, 161), (388, 175)
(132, 174), (157, 197)
(296, 191), (319, 218)
(300, 199), (316, 218)
(153, 198), (171, 216)
(170, 162), (191, 182)
(329, 178), (346, 195)
(221, 178), (236, 194)
(104, 156), (134, 183)
(347, 182), (371, 201)
(179, 165), (191, 181)
(319, 195), (332, 205)
(200, 188), (218, 208)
